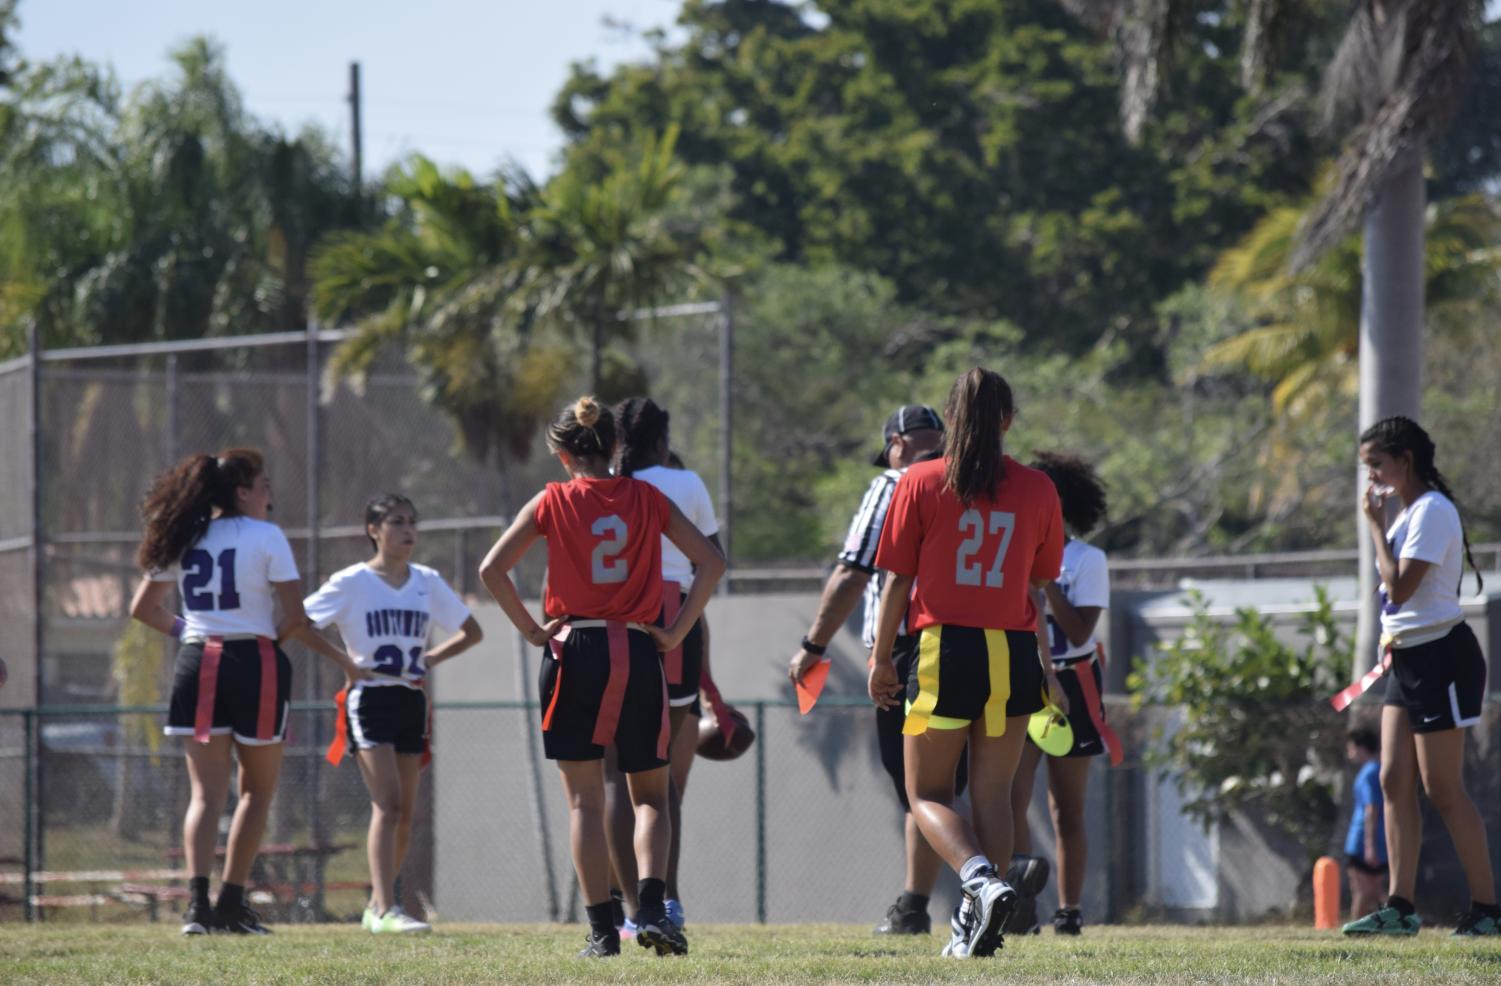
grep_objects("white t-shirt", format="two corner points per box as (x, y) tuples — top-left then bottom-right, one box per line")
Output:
(304, 562), (472, 687)
(631, 465), (719, 586)
(149, 516), (300, 638)
(1044, 539), (1110, 662)
(1381, 491), (1465, 641)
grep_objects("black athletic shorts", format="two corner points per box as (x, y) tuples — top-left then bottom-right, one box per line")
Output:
(878, 633), (968, 811)
(1383, 623), (1487, 733)
(166, 636), (291, 745)
(1041, 657), (1109, 758)
(539, 622), (670, 773)
(659, 586), (704, 707)
(1346, 854), (1389, 877)
(346, 683), (428, 755)
(903, 625), (1044, 736)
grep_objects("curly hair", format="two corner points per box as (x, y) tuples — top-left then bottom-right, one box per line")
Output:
(136, 448), (264, 571)
(1030, 451), (1108, 537)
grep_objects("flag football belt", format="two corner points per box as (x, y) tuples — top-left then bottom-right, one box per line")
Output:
(326, 682), (434, 770)
(660, 581), (686, 685)
(701, 664), (738, 745)
(1060, 644), (1124, 766)
(180, 634), (278, 744)
(1328, 617), (1461, 712)
(544, 620), (668, 761)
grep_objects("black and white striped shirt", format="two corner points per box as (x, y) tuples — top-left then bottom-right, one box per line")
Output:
(837, 469), (903, 649)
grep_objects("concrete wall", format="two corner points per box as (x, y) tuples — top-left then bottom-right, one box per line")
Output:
(429, 575), (1501, 924)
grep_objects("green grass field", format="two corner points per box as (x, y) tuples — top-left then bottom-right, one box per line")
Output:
(3, 923), (1501, 985)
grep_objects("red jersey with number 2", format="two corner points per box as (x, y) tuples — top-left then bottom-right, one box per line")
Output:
(535, 476), (673, 623)
(875, 456), (1064, 633)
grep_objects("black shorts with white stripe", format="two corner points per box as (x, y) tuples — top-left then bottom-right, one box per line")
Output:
(1384, 622), (1486, 733)
(346, 682), (428, 755)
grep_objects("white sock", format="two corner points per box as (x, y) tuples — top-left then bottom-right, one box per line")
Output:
(959, 855), (992, 883)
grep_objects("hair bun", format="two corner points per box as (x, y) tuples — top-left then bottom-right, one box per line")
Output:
(574, 396), (601, 428)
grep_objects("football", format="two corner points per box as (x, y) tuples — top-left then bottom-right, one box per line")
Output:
(697, 704), (755, 761)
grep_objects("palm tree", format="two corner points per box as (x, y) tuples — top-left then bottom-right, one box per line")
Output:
(1204, 193), (1501, 420)
(1086, 0), (1485, 676)
(310, 156), (572, 501)
(515, 126), (705, 397)
(1288, 0), (1484, 678)
(1, 35), (354, 353)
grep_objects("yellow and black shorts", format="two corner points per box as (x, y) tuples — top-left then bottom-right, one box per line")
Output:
(903, 625), (1044, 737)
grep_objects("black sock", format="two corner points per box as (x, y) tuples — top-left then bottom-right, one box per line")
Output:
(1473, 901), (1501, 918)
(637, 877), (666, 914)
(189, 876), (211, 909)
(1385, 895), (1415, 917)
(585, 902), (617, 938)
(216, 882), (245, 913)
(897, 891), (930, 914)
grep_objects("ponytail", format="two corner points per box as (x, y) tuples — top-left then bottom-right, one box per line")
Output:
(942, 367), (1015, 506)
(1360, 416), (1483, 594)
(136, 447), (265, 571)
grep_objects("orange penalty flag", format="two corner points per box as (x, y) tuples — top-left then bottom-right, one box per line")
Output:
(325, 687), (350, 766)
(796, 660), (831, 715)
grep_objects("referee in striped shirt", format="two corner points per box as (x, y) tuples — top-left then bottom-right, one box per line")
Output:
(788, 404), (954, 936)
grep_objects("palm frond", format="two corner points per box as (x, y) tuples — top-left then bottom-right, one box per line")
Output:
(1293, 0), (1482, 271)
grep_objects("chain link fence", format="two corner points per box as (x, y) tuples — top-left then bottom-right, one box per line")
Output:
(0, 699), (959, 926)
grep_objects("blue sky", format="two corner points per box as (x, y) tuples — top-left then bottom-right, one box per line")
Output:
(17, 1), (1501, 182)
(15, 0), (682, 180)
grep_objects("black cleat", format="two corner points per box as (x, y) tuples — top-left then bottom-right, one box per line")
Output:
(215, 905), (273, 935)
(1053, 907), (1083, 936)
(1005, 854), (1051, 898)
(181, 903), (218, 935)
(1002, 891), (1040, 936)
(873, 898), (931, 935)
(578, 931), (621, 957)
(634, 910), (689, 956)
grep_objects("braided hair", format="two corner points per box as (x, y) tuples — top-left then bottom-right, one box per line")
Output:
(1360, 416), (1483, 594)
(545, 395), (616, 462)
(137, 448), (265, 571)
(614, 397), (670, 477)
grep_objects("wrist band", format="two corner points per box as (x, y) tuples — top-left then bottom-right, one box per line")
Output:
(800, 636), (827, 656)
(170, 616), (186, 639)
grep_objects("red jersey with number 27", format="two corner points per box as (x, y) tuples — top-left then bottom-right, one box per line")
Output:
(535, 476), (673, 623)
(875, 456), (1064, 633)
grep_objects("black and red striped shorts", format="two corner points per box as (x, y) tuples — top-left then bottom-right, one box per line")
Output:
(539, 622), (669, 773)
(166, 636), (291, 745)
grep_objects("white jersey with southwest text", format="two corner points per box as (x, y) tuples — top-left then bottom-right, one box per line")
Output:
(304, 563), (471, 687)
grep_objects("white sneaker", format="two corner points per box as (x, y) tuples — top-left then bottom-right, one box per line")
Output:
(960, 869), (1015, 958)
(940, 903), (970, 958)
(371, 904), (431, 934)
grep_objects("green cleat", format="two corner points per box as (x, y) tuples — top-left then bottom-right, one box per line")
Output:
(1342, 906), (1420, 936)
(361, 905), (377, 931)
(1453, 909), (1501, 937)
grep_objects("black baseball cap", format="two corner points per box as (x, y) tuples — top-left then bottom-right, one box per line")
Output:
(873, 404), (944, 467)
